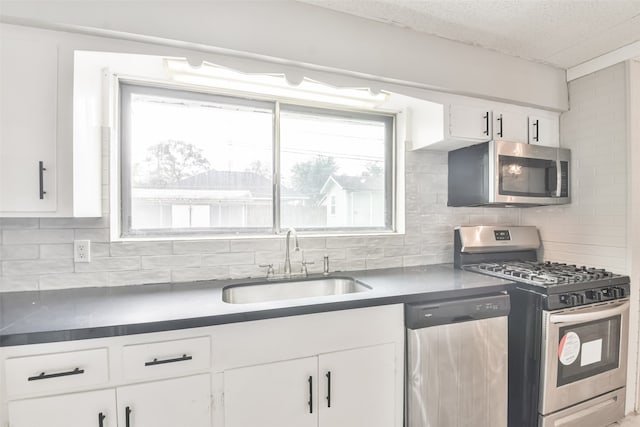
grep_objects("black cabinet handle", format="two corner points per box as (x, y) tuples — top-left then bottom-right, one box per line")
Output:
(308, 376), (313, 414)
(38, 161), (47, 199)
(125, 406), (132, 427)
(497, 114), (503, 137)
(326, 371), (331, 408)
(98, 412), (106, 427)
(28, 367), (84, 381)
(144, 354), (192, 366)
(533, 119), (539, 141)
(483, 112), (490, 136)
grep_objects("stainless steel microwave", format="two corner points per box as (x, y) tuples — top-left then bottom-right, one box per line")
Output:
(448, 140), (570, 207)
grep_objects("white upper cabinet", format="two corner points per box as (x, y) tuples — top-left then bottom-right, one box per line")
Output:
(493, 110), (529, 143)
(0, 35), (58, 214)
(0, 24), (102, 217)
(408, 97), (560, 151)
(448, 104), (492, 142)
(528, 114), (560, 147)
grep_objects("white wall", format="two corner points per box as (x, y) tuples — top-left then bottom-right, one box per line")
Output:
(0, 147), (521, 292)
(0, 21), (525, 292)
(521, 63), (628, 272)
(629, 60), (640, 409)
(0, 0), (567, 111)
(521, 62), (638, 412)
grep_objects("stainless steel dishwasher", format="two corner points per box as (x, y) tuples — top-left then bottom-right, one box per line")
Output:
(406, 293), (510, 427)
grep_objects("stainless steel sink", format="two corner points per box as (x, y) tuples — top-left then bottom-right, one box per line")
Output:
(222, 277), (371, 304)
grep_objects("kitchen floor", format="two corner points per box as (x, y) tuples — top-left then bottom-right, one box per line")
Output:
(612, 414), (640, 426)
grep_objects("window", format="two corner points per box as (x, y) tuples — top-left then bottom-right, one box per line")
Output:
(120, 82), (394, 237)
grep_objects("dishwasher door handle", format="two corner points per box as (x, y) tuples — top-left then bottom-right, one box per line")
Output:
(451, 315), (475, 323)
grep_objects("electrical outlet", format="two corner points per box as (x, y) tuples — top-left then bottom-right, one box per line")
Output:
(74, 240), (91, 263)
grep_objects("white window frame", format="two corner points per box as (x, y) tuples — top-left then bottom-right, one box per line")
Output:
(118, 80), (397, 239)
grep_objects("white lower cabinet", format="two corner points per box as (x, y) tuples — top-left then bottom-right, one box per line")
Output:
(1, 305), (404, 427)
(223, 344), (395, 427)
(224, 357), (317, 427)
(117, 374), (211, 427)
(318, 344), (395, 427)
(8, 389), (117, 427)
(7, 374), (211, 427)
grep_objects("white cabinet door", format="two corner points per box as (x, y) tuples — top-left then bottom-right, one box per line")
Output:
(0, 35), (58, 213)
(448, 104), (491, 141)
(117, 374), (211, 427)
(224, 357), (317, 427)
(528, 115), (560, 147)
(318, 344), (396, 427)
(8, 389), (116, 427)
(493, 110), (528, 143)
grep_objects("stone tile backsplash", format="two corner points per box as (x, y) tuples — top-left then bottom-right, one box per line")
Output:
(0, 149), (521, 292)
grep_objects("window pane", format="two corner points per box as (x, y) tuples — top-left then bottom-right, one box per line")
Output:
(122, 85), (274, 232)
(280, 107), (390, 229)
(171, 205), (191, 228)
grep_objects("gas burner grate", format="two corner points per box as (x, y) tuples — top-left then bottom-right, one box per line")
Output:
(464, 261), (615, 287)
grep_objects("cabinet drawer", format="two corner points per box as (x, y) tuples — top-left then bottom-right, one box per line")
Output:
(5, 348), (109, 398)
(122, 336), (211, 381)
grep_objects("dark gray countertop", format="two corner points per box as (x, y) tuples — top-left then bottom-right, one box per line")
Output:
(0, 264), (513, 347)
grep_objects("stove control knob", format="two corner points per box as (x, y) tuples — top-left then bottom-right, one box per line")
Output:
(612, 287), (625, 298)
(566, 294), (579, 306)
(601, 288), (612, 299)
(559, 294), (571, 305)
(571, 293), (584, 305)
(586, 290), (603, 302)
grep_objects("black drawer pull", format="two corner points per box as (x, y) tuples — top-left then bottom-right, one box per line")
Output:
(483, 112), (490, 136)
(38, 161), (47, 199)
(98, 412), (106, 427)
(144, 354), (192, 367)
(308, 375), (313, 414)
(125, 406), (132, 427)
(326, 371), (331, 408)
(28, 367), (85, 381)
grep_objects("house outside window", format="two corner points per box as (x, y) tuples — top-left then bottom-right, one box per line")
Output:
(120, 82), (395, 238)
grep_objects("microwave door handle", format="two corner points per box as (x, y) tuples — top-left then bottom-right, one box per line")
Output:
(549, 301), (628, 324)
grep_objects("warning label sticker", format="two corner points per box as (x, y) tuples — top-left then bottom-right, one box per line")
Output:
(558, 331), (581, 366)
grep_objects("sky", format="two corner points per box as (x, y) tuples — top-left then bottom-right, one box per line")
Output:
(129, 93), (387, 187)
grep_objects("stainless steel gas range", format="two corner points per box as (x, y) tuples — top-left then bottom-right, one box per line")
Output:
(454, 225), (631, 427)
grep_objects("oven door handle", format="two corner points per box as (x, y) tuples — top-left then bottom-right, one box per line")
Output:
(549, 301), (629, 324)
(555, 159), (562, 198)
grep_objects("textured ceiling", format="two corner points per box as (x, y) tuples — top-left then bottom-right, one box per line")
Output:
(297, 0), (640, 69)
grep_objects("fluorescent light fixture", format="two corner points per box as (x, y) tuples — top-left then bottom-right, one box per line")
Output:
(164, 58), (388, 109)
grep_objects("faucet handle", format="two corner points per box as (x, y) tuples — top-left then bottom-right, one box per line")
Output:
(323, 255), (330, 276)
(300, 259), (314, 276)
(259, 263), (275, 278)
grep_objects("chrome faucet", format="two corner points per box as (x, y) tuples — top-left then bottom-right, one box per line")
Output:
(284, 228), (299, 277)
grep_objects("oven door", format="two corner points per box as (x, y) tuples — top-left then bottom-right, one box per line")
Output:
(539, 299), (629, 415)
(491, 140), (570, 205)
